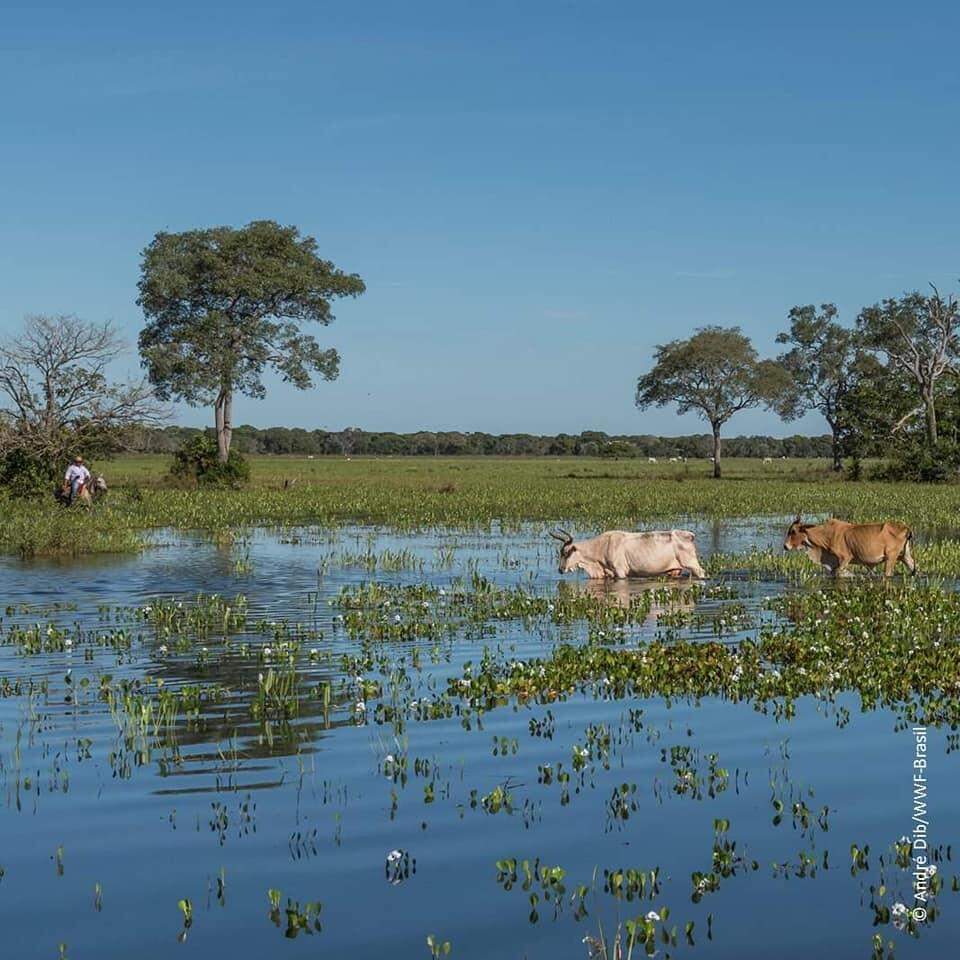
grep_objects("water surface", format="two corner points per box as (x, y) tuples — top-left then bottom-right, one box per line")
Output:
(0, 520), (953, 958)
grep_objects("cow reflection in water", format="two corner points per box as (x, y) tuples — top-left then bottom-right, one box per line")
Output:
(559, 576), (696, 626)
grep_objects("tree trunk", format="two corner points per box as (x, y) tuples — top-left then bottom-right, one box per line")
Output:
(924, 392), (938, 446)
(830, 425), (843, 472)
(214, 388), (233, 463)
(712, 425), (721, 479)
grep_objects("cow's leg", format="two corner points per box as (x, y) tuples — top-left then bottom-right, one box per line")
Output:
(883, 552), (897, 577)
(827, 553), (849, 577)
(901, 539), (917, 575)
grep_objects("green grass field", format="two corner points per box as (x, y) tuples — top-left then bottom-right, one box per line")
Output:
(100, 453), (838, 486)
(1, 454), (955, 558)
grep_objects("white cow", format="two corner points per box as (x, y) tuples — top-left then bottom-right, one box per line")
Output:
(549, 529), (707, 580)
(647, 457), (657, 464)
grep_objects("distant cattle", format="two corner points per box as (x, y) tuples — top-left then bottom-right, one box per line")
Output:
(550, 528), (707, 580)
(647, 457), (657, 463)
(783, 515), (916, 578)
(762, 457), (773, 464)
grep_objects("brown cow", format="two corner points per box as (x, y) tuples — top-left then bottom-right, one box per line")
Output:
(782, 515), (916, 577)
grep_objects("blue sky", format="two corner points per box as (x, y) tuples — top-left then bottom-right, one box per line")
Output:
(2, 1), (958, 437)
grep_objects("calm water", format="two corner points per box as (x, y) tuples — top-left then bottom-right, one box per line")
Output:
(0, 520), (954, 958)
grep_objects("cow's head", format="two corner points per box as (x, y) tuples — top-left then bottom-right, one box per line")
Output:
(783, 514), (811, 552)
(549, 529), (578, 573)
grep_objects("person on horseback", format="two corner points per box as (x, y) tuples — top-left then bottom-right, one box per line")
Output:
(64, 455), (91, 504)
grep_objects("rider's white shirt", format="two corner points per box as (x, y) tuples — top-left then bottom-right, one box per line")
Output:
(65, 464), (91, 484)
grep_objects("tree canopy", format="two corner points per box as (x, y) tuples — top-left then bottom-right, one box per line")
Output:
(775, 303), (860, 470)
(137, 220), (365, 462)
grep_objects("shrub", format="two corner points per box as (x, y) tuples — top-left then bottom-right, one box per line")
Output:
(0, 449), (56, 498)
(875, 440), (960, 483)
(170, 435), (250, 487)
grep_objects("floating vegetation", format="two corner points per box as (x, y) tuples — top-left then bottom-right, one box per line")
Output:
(4, 510), (960, 956)
(267, 888), (323, 938)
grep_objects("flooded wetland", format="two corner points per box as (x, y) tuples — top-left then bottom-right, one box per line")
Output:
(2, 462), (960, 959)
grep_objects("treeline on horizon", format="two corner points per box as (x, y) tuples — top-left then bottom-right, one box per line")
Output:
(131, 425), (834, 459)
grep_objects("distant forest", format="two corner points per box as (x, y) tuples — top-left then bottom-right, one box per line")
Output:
(131, 426), (834, 459)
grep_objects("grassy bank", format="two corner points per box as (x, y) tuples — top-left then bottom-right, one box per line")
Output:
(1, 455), (957, 557)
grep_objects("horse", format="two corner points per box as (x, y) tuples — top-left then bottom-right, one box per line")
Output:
(55, 475), (108, 507)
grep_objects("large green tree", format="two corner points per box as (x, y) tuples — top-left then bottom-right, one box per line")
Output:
(137, 220), (365, 462)
(635, 326), (789, 478)
(856, 288), (960, 447)
(775, 303), (860, 471)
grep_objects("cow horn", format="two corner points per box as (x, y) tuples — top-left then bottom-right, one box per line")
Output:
(548, 528), (573, 544)
(793, 514), (802, 524)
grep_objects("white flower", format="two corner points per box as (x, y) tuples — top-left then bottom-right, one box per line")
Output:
(263, 647), (272, 657)
(394, 614), (401, 623)
(159, 645), (168, 655)
(386, 849), (403, 864)
(64, 638), (73, 648)
(891, 902), (909, 918)
(258, 672), (264, 684)
(928, 863), (938, 876)
(645, 910), (660, 922)
(354, 700), (366, 712)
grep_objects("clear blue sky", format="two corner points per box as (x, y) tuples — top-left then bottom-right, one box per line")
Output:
(2, 1), (958, 437)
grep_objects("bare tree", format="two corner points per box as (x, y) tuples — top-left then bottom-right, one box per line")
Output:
(0, 314), (164, 483)
(857, 287), (960, 446)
